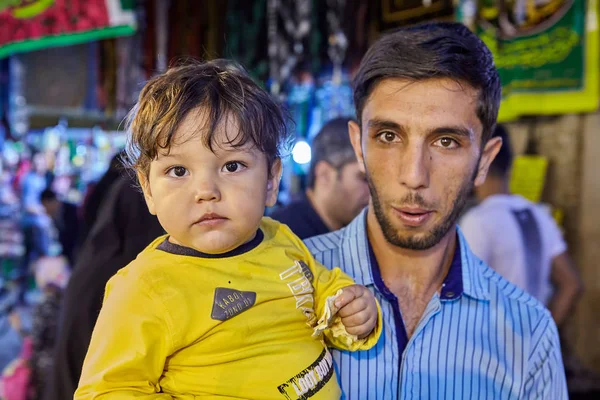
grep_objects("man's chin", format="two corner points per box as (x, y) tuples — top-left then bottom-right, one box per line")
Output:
(387, 233), (443, 250)
(381, 220), (453, 251)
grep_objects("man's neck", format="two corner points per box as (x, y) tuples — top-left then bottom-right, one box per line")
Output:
(366, 207), (456, 301)
(477, 177), (509, 202)
(305, 189), (341, 231)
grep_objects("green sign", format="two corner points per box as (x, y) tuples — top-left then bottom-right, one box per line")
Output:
(457, 0), (598, 122)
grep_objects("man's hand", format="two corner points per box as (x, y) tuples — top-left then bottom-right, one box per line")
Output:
(335, 285), (378, 339)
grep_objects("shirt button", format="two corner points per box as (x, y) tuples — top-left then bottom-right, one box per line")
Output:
(445, 291), (455, 298)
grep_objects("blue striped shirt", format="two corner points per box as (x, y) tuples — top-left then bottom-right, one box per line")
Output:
(304, 210), (567, 399)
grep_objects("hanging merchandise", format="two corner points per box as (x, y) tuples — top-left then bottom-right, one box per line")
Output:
(456, 0), (599, 122)
(225, 0), (269, 82)
(115, 34), (145, 119)
(309, 72), (354, 140)
(305, 0), (354, 138)
(326, 0), (348, 84)
(0, 0), (137, 59)
(267, 0), (312, 97)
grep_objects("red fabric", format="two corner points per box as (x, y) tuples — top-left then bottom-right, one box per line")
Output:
(1, 337), (33, 400)
(0, 0), (110, 47)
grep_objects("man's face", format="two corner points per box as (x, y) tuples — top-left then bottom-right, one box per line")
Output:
(349, 78), (501, 250)
(32, 153), (47, 174)
(42, 198), (60, 218)
(327, 161), (370, 227)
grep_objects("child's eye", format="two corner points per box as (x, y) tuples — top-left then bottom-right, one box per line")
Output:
(222, 161), (246, 173)
(167, 166), (188, 177)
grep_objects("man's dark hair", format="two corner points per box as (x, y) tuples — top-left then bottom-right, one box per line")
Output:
(488, 124), (513, 178)
(125, 59), (292, 178)
(307, 117), (357, 188)
(353, 22), (501, 144)
(40, 188), (57, 202)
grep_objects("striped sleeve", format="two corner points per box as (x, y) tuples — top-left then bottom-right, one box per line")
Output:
(521, 314), (568, 399)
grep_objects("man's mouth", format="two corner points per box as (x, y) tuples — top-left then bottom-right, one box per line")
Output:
(393, 207), (433, 227)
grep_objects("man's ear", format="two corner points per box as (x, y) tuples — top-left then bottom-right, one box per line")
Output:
(474, 136), (503, 187)
(137, 171), (157, 215)
(313, 160), (338, 188)
(266, 158), (283, 207)
(348, 120), (365, 173)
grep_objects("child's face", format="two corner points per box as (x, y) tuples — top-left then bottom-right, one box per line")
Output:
(140, 109), (281, 254)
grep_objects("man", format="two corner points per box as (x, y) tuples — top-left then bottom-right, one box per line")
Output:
(80, 150), (125, 245)
(304, 22), (567, 398)
(21, 151), (48, 211)
(460, 124), (582, 327)
(44, 174), (164, 400)
(271, 117), (370, 238)
(40, 189), (80, 266)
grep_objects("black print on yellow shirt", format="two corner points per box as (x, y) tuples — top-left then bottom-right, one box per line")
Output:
(277, 348), (334, 399)
(210, 288), (257, 321)
(297, 260), (314, 283)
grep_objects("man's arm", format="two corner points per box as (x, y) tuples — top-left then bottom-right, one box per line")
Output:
(521, 315), (568, 399)
(548, 251), (583, 327)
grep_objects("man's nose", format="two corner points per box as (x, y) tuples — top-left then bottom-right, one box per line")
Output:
(399, 142), (430, 190)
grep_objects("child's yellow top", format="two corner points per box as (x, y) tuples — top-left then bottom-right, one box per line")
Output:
(75, 217), (381, 399)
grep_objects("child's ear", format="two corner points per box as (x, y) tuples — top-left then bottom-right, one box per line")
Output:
(137, 171), (157, 215)
(266, 158), (283, 208)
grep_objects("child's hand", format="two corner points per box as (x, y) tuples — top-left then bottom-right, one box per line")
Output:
(334, 285), (378, 339)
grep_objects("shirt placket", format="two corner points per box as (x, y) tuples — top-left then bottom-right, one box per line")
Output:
(399, 294), (442, 399)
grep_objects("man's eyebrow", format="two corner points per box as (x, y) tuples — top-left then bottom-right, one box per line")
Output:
(367, 119), (403, 131)
(430, 126), (474, 139)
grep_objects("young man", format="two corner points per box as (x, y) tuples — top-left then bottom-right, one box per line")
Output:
(305, 22), (568, 399)
(40, 189), (80, 266)
(271, 117), (369, 239)
(460, 124), (582, 327)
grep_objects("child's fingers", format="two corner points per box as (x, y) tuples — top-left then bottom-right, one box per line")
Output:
(341, 309), (371, 328)
(338, 295), (369, 318)
(334, 285), (364, 310)
(345, 314), (378, 339)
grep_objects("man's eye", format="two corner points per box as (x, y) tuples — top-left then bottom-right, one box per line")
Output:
(222, 161), (245, 173)
(434, 137), (459, 149)
(378, 131), (398, 143)
(167, 166), (188, 177)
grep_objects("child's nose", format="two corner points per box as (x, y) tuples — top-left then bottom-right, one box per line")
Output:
(193, 181), (221, 202)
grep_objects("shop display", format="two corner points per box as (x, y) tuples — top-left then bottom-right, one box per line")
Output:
(456, 0), (599, 121)
(0, 0), (136, 59)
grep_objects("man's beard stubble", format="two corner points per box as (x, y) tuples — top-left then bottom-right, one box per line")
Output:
(366, 169), (475, 251)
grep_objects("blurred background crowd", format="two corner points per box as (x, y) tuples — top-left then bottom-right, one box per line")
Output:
(0, 0), (600, 399)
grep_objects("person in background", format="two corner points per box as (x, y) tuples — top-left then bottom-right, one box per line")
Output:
(29, 255), (70, 400)
(19, 206), (52, 305)
(460, 124), (583, 327)
(79, 151), (125, 245)
(20, 152), (48, 212)
(40, 189), (80, 267)
(0, 157), (23, 284)
(0, 295), (25, 373)
(44, 174), (164, 400)
(270, 117), (370, 239)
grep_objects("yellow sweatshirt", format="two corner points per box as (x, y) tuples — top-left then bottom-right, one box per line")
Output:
(75, 217), (381, 400)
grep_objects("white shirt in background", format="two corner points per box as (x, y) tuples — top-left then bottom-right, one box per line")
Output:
(460, 194), (567, 305)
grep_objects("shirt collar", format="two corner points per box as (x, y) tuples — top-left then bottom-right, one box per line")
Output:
(338, 209), (490, 301)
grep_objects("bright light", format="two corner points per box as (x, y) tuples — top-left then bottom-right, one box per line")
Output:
(292, 140), (311, 165)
